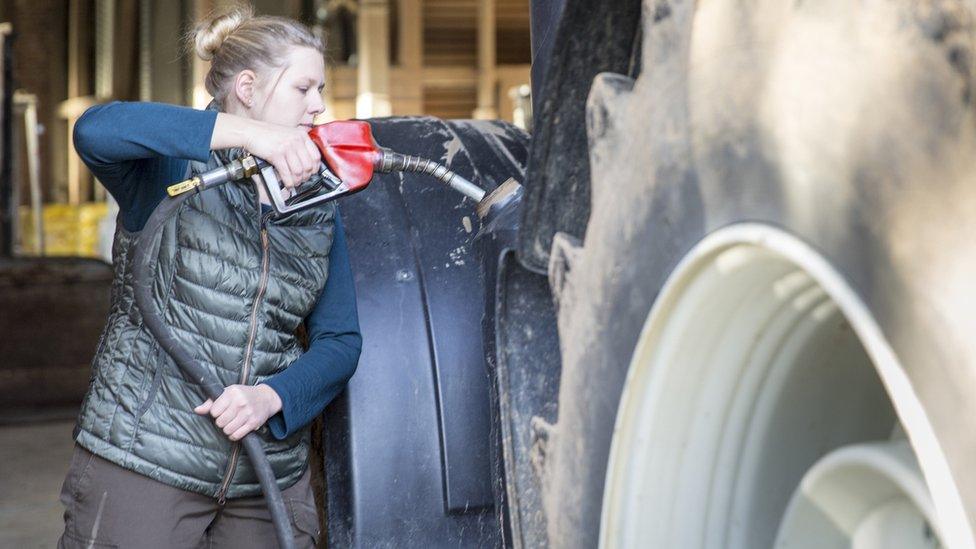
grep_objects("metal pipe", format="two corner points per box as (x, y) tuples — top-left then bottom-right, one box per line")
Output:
(377, 150), (486, 202)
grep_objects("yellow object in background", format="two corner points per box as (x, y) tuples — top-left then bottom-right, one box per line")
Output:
(18, 202), (111, 258)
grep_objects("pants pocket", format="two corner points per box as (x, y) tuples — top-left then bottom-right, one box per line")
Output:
(281, 465), (319, 547)
(287, 499), (321, 547)
(59, 446), (116, 548)
(60, 444), (96, 506)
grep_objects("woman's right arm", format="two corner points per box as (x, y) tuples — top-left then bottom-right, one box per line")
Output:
(73, 101), (320, 230)
(73, 101), (218, 177)
(73, 101), (219, 231)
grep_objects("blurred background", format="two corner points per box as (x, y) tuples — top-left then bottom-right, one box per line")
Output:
(0, 2), (530, 546)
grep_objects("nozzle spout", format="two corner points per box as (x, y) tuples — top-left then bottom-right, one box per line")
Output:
(377, 150), (486, 202)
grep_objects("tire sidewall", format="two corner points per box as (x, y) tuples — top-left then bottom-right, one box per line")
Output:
(544, 1), (976, 546)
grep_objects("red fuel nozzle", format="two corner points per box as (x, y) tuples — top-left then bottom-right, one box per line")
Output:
(310, 121), (486, 203)
(167, 119), (490, 215)
(308, 121), (381, 194)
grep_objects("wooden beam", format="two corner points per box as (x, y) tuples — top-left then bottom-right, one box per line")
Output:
(356, 0), (392, 117)
(95, 0), (116, 101)
(190, 0), (218, 108)
(472, 0), (496, 119)
(395, 0), (423, 114)
(139, 0), (152, 101)
(65, 1), (95, 206)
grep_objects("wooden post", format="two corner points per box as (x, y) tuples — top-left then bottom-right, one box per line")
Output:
(472, 0), (497, 119)
(95, 0), (116, 102)
(139, 0), (153, 102)
(65, 0), (95, 206)
(0, 23), (12, 257)
(396, 0), (423, 115)
(356, 0), (392, 118)
(190, 0), (215, 108)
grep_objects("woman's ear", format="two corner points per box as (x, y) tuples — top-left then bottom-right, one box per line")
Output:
(233, 69), (258, 109)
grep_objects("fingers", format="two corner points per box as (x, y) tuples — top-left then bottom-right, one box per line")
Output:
(194, 399), (213, 415)
(248, 123), (321, 190)
(221, 407), (263, 442)
(221, 411), (249, 437)
(275, 144), (317, 191)
(209, 388), (234, 418)
(214, 406), (238, 430)
(286, 138), (319, 186)
(283, 149), (304, 189)
(229, 423), (257, 442)
(221, 411), (260, 441)
(202, 385), (268, 441)
(272, 157), (296, 191)
(305, 139), (322, 176)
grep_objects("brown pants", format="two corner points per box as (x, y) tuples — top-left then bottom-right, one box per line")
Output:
(58, 443), (320, 548)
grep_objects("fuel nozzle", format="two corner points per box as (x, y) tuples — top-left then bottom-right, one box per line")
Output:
(309, 121), (492, 206)
(168, 120), (519, 219)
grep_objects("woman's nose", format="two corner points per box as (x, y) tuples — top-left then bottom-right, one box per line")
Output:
(309, 93), (325, 116)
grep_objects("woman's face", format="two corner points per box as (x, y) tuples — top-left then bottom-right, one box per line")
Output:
(250, 46), (326, 128)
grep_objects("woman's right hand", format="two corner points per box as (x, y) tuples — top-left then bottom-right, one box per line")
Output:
(243, 122), (322, 191)
(211, 112), (321, 192)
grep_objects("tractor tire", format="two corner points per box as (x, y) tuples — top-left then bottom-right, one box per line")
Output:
(543, 1), (976, 548)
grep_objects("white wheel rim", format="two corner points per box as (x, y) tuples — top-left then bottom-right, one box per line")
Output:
(598, 223), (971, 549)
(775, 440), (939, 549)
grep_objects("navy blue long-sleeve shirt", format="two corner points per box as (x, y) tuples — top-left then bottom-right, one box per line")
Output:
(73, 101), (361, 440)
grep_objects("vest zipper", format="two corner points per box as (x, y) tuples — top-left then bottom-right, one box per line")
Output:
(216, 205), (274, 505)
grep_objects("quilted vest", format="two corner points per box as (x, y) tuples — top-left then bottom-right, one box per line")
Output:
(74, 148), (336, 499)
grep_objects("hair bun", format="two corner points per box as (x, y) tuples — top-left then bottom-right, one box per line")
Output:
(192, 5), (254, 61)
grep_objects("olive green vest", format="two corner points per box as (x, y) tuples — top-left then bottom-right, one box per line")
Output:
(75, 150), (335, 499)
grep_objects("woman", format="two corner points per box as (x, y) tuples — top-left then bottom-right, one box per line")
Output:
(58, 6), (360, 548)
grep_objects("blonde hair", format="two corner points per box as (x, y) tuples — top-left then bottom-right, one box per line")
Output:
(188, 4), (324, 108)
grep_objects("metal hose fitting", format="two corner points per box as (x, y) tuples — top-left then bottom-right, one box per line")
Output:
(377, 150), (486, 202)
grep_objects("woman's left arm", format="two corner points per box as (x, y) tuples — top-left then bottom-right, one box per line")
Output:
(261, 209), (363, 439)
(195, 209), (362, 441)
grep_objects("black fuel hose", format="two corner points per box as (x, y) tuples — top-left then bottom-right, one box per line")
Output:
(132, 186), (296, 549)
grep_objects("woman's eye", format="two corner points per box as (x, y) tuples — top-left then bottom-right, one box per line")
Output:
(298, 87), (309, 93)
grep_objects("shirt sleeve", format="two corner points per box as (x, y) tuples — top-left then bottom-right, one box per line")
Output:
(262, 208), (363, 440)
(72, 101), (218, 232)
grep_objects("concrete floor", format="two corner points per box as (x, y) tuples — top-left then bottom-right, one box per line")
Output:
(0, 420), (75, 547)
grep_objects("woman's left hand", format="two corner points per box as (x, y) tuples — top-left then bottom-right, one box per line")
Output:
(194, 384), (283, 441)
